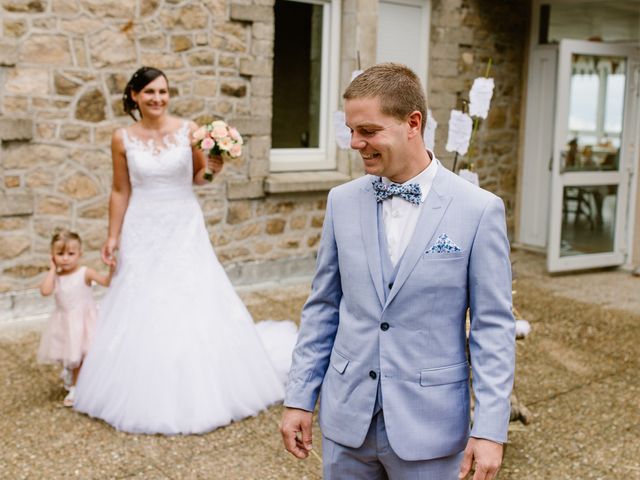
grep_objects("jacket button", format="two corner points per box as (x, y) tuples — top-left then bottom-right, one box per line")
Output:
(380, 322), (389, 331)
(369, 370), (377, 379)
(388, 282), (393, 289)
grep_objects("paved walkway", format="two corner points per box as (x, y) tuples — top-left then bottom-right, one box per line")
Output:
(1, 250), (638, 479)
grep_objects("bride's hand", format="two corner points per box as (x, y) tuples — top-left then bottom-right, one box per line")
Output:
(101, 237), (118, 267)
(207, 155), (224, 176)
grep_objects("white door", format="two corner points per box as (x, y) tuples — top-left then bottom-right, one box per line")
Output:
(547, 40), (640, 272)
(518, 46), (557, 248)
(377, 0), (430, 86)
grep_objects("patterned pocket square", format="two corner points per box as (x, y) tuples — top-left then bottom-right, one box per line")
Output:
(426, 234), (462, 254)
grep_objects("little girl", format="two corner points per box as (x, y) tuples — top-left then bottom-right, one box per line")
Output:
(37, 229), (114, 407)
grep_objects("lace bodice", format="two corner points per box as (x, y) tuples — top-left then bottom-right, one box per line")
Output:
(122, 121), (193, 190)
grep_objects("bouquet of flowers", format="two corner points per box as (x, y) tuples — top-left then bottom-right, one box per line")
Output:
(192, 120), (243, 181)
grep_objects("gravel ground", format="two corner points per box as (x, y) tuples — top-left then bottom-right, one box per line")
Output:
(1, 250), (638, 479)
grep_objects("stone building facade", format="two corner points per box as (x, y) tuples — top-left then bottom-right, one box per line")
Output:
(0, 0), (529, 294)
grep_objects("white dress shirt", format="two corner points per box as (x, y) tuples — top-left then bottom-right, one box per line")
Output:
(381, 154), (438, 267)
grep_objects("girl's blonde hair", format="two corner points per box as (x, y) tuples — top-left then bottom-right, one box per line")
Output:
(50, 228), (82, 249)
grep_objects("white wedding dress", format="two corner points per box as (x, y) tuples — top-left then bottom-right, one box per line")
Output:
(74, 121), (297, 435)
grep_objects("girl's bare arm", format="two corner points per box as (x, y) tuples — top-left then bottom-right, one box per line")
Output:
(85, 264), (115, 288)
(40, 259), (57, 296)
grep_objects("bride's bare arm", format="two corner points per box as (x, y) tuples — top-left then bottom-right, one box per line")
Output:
(190, 121), (223, 185)
(102, 129), (131, 265)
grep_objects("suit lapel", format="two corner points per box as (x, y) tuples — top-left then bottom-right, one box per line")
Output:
(360, 182), (385, 307)
(385, 166), (453, 308)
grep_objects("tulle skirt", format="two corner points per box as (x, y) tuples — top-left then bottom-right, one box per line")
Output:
(74, 189), (297, 434)
(37, 304), (97, 369)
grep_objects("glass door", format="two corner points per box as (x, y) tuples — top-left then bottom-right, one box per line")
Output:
(547, 40), (640, 272)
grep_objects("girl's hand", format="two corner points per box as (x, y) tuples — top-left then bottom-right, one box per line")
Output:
(41, 256), (58, 296)
(101, 237), (118, 267)
(207, 155), (224, 177)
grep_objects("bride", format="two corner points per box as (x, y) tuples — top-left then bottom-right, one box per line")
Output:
(73, 66), (297, 435)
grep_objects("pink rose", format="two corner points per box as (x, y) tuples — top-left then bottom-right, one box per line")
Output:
(218, 137), (233, 151)
(201, 137), (214, 150)
(229, 144), (242, 157)
(211, 126), (228, 140)
(192, 127), (207, 141)
(229, 127), (243, 143)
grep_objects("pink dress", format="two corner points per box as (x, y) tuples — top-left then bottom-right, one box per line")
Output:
(37, 266), (97, 369)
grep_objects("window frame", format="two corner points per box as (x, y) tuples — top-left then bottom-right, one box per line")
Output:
(270, 0), (341, 173)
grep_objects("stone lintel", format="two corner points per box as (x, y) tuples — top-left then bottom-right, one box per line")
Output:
(228, 116), (271, 136)
(0, 193), (34, 217)
(226, 179), (265, 200)
(230, 5), (274, 23)
(264, 171), (351, 194)
(0, 118), (34, 142)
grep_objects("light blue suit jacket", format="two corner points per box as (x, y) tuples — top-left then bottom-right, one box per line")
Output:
(284, 162), (515, 461)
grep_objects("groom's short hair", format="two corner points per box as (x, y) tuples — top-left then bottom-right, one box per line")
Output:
(343, 63), (427, 135)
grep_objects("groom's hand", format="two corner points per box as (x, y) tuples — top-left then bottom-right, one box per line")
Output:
(458, 437), (503, 480)
(280, 407), (313, 459)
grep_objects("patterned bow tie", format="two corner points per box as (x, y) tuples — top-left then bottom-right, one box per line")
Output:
(372, 179), (422, 205)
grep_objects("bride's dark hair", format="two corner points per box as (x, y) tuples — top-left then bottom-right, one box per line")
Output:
(122, 66), (168, 120)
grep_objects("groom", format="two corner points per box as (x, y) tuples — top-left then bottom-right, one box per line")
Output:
(280, 63), (515, 480)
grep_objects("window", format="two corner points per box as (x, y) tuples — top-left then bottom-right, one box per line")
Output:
(270, 0), (340, 172)
(377, 0), (430, 88)
(567, 54), (627, 161)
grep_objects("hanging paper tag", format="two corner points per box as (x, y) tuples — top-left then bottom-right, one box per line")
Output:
(468, 77), (494, 119)
(350, 70), (364, 82)
(423, 109), (437, 151)
(445, 110), (473, 155)
(333, 111), (352, 150)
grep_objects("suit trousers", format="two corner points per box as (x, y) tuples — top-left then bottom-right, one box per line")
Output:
(322, 410), (464, 480)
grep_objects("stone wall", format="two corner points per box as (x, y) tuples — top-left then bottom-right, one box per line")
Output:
(0, 0), (331, 292)
(428, 0), (529, 232)
(0, 0), (528, 293)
